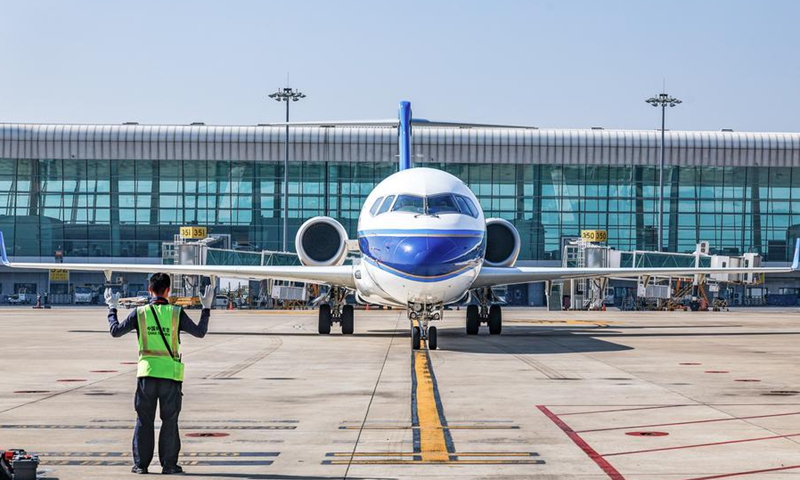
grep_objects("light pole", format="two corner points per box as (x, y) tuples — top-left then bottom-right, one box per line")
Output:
(268, 87), (306, 252)
(645, 92), (681, 252)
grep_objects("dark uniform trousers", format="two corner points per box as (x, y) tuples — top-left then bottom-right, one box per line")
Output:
(133, 377), (183, 469)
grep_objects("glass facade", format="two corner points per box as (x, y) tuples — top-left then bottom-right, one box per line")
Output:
(1, 156), (798, 262)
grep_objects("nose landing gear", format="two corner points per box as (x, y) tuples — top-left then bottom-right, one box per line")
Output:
(409, 302), (442, 350)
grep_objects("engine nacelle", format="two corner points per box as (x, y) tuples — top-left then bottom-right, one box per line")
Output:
(484, 218), (520, 267)
(295, 216), (348, 266)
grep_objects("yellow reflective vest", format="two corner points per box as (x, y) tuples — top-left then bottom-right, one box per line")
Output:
(135, 304), (184, 381)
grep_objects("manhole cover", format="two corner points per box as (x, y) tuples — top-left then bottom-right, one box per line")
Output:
(90, 370), (119, 373)
(185, 432), (229, 438)
(626, 431), (669, 437)
(680, 363), (702, 365)
(58, 379), (88, 382)
(84, 392), (115, 396)
(14, 390), (50, 394)
(763, 391), (799, 396)
(735, 379), (761, 382)
(704, 370), (729, 374)
(120, 362), (137, 365)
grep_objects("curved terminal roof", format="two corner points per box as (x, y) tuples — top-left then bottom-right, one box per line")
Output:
(1, 123), (799, 167)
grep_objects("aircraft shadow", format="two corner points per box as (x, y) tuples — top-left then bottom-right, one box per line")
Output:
(437, 325), (633, 355)
(436, 324), (800, 355)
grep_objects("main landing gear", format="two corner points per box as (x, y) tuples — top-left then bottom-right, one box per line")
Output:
(318, 287), (354, 335)
(409, 302), (441, 350)
(466, 288), (502, 335)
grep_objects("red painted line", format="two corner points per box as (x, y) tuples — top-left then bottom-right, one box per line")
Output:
(604, 432), (800, 457)
(559, 404), (690, 417)
(685, 464), (800, 479)
(537, 405), (625, 480)
(576, 411), (800, 433)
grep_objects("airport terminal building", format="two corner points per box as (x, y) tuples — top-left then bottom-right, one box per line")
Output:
(1, 123), (799, 300)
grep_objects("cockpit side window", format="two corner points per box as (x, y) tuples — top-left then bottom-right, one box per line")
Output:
(376, 195), (395, 215)
(427, 194), (460, 215)
(392, 194), (424, 214)
(369, 196), (384, 216)
(455, 195), (479, 218)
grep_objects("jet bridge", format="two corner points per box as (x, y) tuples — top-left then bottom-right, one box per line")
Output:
(558, 238), (764, 311)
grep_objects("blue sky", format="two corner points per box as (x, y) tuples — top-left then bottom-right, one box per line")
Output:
(2, 0), (798, 131)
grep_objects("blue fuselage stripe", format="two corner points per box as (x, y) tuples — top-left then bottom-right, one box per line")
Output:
(359, 231), (485, 280)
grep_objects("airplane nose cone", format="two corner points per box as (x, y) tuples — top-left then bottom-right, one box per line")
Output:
(393, 237), (458, 271)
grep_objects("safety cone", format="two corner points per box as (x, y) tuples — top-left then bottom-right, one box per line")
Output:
(365, 304), (370, 311)
(227, 299), (234, 311)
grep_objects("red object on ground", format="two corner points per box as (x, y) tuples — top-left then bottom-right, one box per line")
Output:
(537, 405), (625, 480)
(626, 431), (669, 437)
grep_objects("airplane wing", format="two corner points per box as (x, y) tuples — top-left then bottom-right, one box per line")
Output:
(0, 233), (355, 289)
(471, 240), (800, 289)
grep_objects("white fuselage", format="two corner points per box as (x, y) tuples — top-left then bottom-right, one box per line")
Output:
(353, 168), (486, 307)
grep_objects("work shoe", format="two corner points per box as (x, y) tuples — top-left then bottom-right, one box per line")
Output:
(162, 465), (184, 475)
(131, 466), (148, 474)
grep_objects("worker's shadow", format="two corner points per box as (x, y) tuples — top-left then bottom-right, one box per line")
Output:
(184, 474), (392, 480)
(438, 325), (634, 355)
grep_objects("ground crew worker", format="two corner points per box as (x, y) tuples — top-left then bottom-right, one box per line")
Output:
(105, 273), (215, 475)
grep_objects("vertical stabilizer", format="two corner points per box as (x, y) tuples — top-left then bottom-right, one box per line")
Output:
(0, 231), (8, 266)
(398, 101), (412, 171)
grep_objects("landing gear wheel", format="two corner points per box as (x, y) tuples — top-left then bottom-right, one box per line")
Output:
(318, 304), (332, 335)
(428, 326), (438, 350)
(466, 305), (479, 335)
(412, 326), (421, 350)
(341, 305), (354, 335)
(488, 305), (502, 335)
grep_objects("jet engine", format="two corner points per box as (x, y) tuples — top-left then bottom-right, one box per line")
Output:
(484, 218), (520, 267)
(295, 216), (348, 266)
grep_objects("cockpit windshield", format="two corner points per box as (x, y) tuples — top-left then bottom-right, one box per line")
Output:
(392, 195), (425, 214)
(426, 194), (460, 215)
(372, 192), (479, 218)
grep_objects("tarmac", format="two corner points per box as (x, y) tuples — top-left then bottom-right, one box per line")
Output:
(3, 306), (800, 479)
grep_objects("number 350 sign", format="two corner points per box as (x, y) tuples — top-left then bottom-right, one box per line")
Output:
(580, 230), (608, 243)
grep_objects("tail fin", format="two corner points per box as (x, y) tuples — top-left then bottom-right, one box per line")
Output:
(793, 238), (800, 271)
(398, 101), (412, 171)
(0, 231), (8, 266)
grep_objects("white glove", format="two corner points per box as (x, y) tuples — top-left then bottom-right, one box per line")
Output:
(199, 285), (215, 310)
(104, 288), (120, 309)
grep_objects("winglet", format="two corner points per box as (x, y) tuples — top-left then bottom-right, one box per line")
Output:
(793, 238), (800, 271)
(0, 231), (8, 266)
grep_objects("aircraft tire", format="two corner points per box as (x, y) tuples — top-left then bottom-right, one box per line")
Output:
(341, 304), (354, 335)
(318, 304), (332, 335)
(428, 326), (437, 350)
(488, 305), (502, 335)
(412, 326), (421, 350)
(466, 305), (479, 335)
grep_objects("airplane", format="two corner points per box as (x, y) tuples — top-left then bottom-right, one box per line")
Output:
(1, 101), (798, 350)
